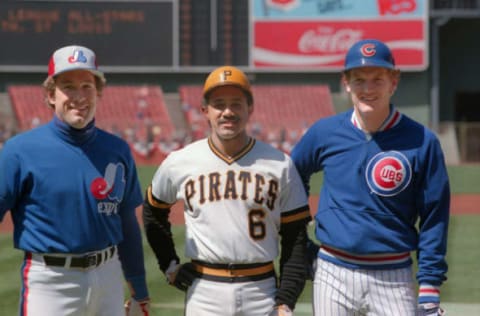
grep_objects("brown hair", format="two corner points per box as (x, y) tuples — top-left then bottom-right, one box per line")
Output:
(42, 75), (105, 108)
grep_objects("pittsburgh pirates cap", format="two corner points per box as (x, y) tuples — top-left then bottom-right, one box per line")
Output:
(47, 45), (106, 83)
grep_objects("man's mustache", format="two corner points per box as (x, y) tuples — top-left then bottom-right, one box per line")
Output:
(218, 117), (239, 124)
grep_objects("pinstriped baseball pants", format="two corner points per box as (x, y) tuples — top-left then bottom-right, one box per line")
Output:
(312, 258), (417, 316)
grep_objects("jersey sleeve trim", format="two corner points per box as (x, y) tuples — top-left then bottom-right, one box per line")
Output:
(280, 205), (311, 224)
(147, 186), (173, 209)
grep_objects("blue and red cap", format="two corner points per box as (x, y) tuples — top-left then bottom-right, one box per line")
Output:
(344, 39), (395, 71)
(47, 45), (106, 83)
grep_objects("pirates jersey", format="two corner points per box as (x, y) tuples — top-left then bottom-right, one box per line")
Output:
(150, 137), (310, 264)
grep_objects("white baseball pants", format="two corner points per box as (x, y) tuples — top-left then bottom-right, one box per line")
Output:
(19, 252), (124, 316)
(313, 258), (417, 316)
(185, 276), (277, 316)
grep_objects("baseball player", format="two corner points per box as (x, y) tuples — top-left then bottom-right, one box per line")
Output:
(142, 65), (311, 315)
(0, 45), (149, 315)
(291, 39), (450, 316)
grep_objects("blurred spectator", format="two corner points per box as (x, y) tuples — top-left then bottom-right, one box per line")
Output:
(31, 117), (41, 129)
(109, 124), (123, 139)
(133, 140), (154, 158)
(132, 121), (156, 158)
(267, 128), (281, 150)
(250, 121), (264, 139)
(0, 119), (17, 151)
(158, 137), (181, 155)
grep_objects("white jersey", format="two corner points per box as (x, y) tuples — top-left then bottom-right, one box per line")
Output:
(151, 137), (309, 264)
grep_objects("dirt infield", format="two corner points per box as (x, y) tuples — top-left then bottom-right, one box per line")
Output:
(0, 194), (478, 232)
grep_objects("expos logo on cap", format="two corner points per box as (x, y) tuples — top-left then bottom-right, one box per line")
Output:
(366, 151), (411, 196)
(68, 49), (88, 64)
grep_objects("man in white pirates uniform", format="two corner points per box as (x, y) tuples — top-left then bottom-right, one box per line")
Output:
(143, 66), (311, 315)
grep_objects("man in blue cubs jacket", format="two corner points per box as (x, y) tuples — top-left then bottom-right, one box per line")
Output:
(0, 45), (149, 315)
(292, 39), (449, 316)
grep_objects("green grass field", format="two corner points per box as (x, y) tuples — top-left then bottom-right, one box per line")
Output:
(0, 165), (479, 315)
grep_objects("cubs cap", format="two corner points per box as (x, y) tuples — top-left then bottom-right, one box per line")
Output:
(344, 39), (395, 71)
(203, 65), (253, 104)
(47, 45), (106, 83)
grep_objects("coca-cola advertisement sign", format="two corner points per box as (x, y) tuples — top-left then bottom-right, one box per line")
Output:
(251, 0), (428, 71)
(253, 20), (426, 70)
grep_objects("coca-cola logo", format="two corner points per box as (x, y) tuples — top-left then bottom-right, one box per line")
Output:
(298, 28), (363, 53)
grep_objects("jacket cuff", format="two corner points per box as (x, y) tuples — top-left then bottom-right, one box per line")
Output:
(418, 284), (440, 304)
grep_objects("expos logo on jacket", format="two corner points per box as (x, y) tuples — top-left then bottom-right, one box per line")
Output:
(90, 163), (126, 215)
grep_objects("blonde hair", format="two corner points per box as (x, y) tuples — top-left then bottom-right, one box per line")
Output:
(342, 68), (401, 81)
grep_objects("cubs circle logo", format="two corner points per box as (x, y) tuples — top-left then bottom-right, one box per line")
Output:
(366, 151), (411, 196)
(361, 43), (376, 57)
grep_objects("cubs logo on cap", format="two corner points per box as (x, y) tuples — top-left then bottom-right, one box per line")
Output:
(366, 151), (411, 196)
(47, 45), (106, 82)
(344, 39), (395, 71)
(360, 43), (376, 57)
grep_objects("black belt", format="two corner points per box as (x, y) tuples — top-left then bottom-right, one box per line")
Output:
(42, 246), (116, 269)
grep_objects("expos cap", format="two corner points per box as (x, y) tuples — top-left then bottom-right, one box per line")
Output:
(47, 45), (106, 83)
(344, 39), (395, 71)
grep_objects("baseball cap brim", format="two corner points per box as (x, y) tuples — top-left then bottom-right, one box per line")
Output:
(51, 67), (106, 83)
(344, 59), (395, 71)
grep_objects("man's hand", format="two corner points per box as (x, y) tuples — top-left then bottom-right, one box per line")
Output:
(418, 303), (445, 316)
(165, 260), (197, 291)
(125, 298), (150, 316)
(268, 304), (293, 316)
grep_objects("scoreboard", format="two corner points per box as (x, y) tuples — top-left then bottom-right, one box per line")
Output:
(0, 1), (175, 72)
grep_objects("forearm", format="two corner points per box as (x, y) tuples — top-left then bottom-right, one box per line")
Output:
(118, 207), (149, 300)
(142, 188), (179, 272)
(417, 186), (449, 303)
(417, 142), (450, 300)
(276, 220), (309, 310)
